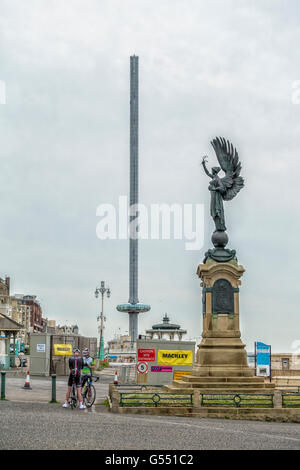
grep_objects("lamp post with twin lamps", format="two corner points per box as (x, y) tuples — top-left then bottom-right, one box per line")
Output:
(95, 281), (111, 361)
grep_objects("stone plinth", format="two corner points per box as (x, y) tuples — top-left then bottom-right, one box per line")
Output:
(166, 258), (274, 393)
(194, 259), (251, 377)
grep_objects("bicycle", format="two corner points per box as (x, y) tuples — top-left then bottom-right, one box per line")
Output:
(82, 375), (99, 408)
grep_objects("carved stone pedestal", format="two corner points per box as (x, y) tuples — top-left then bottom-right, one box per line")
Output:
(165, 258), (274, 393)
(194, 259), (251, 378)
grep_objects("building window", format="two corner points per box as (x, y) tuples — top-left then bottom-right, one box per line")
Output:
(282, 358), (290, 370)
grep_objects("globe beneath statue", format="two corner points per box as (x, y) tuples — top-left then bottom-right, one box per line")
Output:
(211, 230), (228, 248)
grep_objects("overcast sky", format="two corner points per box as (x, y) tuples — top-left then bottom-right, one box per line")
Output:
(0, 0), (300, 352)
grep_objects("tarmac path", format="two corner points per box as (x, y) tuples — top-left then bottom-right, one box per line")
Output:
(3, 371), (112, 403)
(1, 372), (300, 450)
(1, 400), (300, 450)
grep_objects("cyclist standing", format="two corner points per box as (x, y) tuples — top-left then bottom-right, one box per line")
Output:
(62, 348), (86, 410)
(81, 347), (95, 390)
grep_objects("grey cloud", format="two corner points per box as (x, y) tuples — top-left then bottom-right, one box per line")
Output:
(0, 0), (299, 351)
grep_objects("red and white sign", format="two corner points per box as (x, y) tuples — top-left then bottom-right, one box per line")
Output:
(137, 348), (155, 362)
(137, 362), (148, 374)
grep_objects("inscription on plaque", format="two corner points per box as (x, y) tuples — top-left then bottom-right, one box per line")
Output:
(212, 279), (234, 314)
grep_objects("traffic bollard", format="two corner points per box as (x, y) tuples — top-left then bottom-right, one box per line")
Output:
(1, 371), (6, 400)
(50, 374), (57, 403)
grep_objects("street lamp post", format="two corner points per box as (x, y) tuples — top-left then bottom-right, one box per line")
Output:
(95, 281), (111, 361)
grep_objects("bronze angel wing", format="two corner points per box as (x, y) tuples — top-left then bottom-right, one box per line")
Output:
(211, 137), (244, 201)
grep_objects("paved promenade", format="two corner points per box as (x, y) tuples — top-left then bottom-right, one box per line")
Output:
(1, 370), (300, 450)
(2, 370), (112, 403)
(1, 400), (300, 450)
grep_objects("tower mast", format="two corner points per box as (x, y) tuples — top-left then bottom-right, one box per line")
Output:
(129, 55), (139, 339)
(117, 56), (150, 344)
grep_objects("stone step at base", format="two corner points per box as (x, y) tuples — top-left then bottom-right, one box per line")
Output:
(116, 406), (300, 423)
(191, 369), (255, 378)
(181, 375), (265, 384)
(164, 385), (275, 393)
(185, 409), (300, 422)
(169, 381), (273, 390)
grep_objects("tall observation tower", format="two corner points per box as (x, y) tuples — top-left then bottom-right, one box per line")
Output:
(116, 56), (150, 343)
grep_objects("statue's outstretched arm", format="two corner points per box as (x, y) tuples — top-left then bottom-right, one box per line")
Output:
(201, 157), (213, 178)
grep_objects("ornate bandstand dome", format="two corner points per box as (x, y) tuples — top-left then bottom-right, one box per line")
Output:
(146, 314), (187, 341)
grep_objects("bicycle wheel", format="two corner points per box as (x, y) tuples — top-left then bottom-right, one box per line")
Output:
(85, 384), (96, 407)
(82, 382), (88, 406)
(70, 385), (77, 409)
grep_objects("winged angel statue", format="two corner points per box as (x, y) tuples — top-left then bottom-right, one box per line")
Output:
(202, 137), (244, 233)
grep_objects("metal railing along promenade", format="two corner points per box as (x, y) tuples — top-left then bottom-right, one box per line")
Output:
(200, 393), (274, 408)
(119, 391), (193, 407)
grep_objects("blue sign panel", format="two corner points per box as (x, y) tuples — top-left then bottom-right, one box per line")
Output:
(256, 341), (271, 366)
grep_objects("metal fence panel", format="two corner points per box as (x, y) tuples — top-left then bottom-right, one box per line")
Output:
(119, 392), (193, 407)
(200, 393), (274, 408)
(118, 365), (137, 384)
(282, 393), (300, 408)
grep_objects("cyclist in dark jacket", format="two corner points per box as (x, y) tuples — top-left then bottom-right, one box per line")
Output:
(62, 348), (86, 409)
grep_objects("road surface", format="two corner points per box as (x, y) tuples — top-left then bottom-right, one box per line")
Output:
(3, 371), (112, 403)
(1, 401), (300, 450)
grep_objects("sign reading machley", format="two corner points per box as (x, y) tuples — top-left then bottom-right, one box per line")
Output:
(54, 344), (73, 356)
(157, 350), (193, 366)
